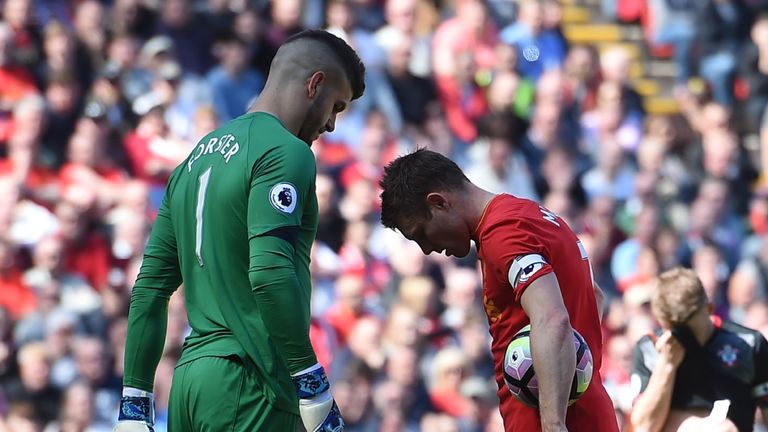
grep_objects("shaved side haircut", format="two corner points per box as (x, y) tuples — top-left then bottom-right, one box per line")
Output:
(272, 29), (366, 101)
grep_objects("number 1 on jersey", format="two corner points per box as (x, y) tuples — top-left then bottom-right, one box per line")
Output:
(195, 167), (212, 266)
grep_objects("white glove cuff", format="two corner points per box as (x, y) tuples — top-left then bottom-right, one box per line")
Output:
(123, 387), (155, 402)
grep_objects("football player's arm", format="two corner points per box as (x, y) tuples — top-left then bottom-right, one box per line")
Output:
(630, 333), (684, 432)
(119, 192), (182, 430)
(247, 145), (343, 431)
(520, 272), (575, 432)
(247, 146), (318, 374)
(249, 234), (317, 372)
(593, 279), (605, 323)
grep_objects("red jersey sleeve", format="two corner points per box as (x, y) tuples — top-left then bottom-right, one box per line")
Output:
(479, 205), (557, 303)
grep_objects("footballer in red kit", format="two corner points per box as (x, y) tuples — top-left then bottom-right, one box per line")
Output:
(379, 149), (619, 432)
(476, 194), (617, 432)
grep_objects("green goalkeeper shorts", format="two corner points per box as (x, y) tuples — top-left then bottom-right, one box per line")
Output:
(167, 355), (299, 431)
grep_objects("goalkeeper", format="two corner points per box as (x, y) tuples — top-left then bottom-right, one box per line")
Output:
(114, 29), (365, 432)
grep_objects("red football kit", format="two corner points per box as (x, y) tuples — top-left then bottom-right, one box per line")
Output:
(475, 194), (618, 432)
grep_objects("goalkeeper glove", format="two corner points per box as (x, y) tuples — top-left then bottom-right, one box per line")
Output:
(114, 388), (155, 432)
(292, 364), (345, 432)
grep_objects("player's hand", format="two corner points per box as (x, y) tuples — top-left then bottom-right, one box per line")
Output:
(292, 364), (345, 432)
(114, 388), (155, 432)
(676, 416), (738, 432)
(655, 331), (685, 368)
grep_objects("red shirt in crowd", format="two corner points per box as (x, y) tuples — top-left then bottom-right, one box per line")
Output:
(0, 66), (37, 105)
(0, 67), (38, 143)
(435, 76), (488, 144)
(475, 194), (618, 432)
(123, 131), (181, 185)
(309, 318), (337, 377)
(0, 269), (36, 320)
(430, 389), (472, 417)
(58, 163), (125, 192)
(0, 159), (58, 191)
(325, 303), (362, 345)
(63, 231), (111, 291)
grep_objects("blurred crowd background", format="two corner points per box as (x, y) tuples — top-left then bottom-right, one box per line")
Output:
(1, 0), (768, 431)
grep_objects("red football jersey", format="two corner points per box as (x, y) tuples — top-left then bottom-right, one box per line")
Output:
(475, 195), (618, 432)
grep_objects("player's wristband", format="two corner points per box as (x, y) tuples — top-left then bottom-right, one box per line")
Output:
(291, 364), (331, 399)
(291, 364), (344, 432)
(118, 387), (155, 426)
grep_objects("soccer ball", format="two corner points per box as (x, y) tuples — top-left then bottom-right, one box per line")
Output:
(502, 324), (593, 407)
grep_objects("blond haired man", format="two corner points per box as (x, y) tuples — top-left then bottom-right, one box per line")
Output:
(630, 268), (768, 432)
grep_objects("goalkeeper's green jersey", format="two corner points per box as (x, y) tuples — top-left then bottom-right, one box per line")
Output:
(123, 112), (319, 414)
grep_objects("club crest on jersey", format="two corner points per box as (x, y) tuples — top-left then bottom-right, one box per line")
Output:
(483, 295), (502, 323)
(269, 183), (297, 214)
(718, 344), (739, 368)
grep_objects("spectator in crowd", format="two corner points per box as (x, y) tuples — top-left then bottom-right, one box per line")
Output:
(485, 51), (536, 121)
(696, 0), (751, 108)
(0, 238), (35, 321)
(109, 0), (157, 41)
(2, 93), (48, 181)
(44, 379), (112, 432)
(563, 43), (601, 113)
(432, 0), (497, 80)
(0, 21), (37, 110)
(439, 267), (481, 331)
(519, 87), (568, 169)
(428, 346), (472, 417)
(43, 72), (84, 163)
(332, 359), (376, 430)
(325, 2), (402, 149)
(229, 8), (269, 79)
(72, 336), (120, 424)
(3, 0), (41, 71)
(23, 235), (100, 317)
(599, 45), (644, 116)
(465, 113), (538, 200)
(385, 344), (433, 425)
(36, 20), (91, 95)
(3, 342), (60, 425)
(1, 401), (44, 432)
(383, 30), (437, 131)
(741, 13), (768, 131)
(500, 0), (567, 82)
(580, 79), (644, 156)
(580, 137), (637, 202)
(646, 0), (698, 86)
(611, 205), (661, 292)
(206, 33), (264, 123)
(155, 0), (215, 76)
(435, 48), (488, 146)
(375, 0), (431, 78)
(263, 0), (305, 56)
(325, 272), (373, 344)
(331, 314), (385, 378)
